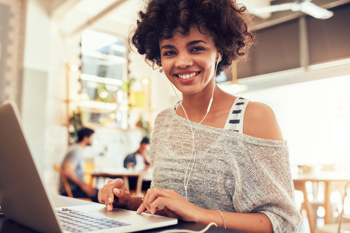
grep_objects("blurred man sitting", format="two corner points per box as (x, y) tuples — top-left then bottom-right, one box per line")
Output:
(59, 127), (98, 202)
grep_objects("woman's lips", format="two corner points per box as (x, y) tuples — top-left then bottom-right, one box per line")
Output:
(174, 71), (200, 83)
(176, 71), (200, 80)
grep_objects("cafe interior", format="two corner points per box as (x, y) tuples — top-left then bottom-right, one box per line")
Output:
(0, 0), (350, 232)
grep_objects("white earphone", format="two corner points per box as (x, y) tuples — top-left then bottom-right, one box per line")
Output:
(218, 53), (221, 62)
(173, 57), (219, 200)
(169, 51), (221, 200)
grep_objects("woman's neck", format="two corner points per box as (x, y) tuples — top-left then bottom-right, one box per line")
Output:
(179, 84), (219, 122)
(177, 86), (236, 128)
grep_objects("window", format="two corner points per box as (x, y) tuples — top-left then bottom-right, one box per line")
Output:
(79, 30), (128, 127)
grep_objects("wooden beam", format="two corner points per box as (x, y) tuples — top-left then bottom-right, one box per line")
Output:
(52, 0), (82, 21)
(67, 0), (127, 39)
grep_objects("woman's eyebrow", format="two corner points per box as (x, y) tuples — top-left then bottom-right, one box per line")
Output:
(160, 44), (175, 50)
(187, 40), (207, 46)
(160, 40), (207, 51)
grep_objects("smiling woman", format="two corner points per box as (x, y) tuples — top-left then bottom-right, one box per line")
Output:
(98, 1), (302, 232)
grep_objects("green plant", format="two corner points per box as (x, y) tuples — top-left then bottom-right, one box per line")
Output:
(135, 115), (150, 138)
(121, 77), (136, 95)
(97, 83), (114, 103)
(121, 77), (136, 109)
(69, 108), (83, 144)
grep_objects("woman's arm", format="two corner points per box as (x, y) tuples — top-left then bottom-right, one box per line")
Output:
(137, 189), (273, 233)
(201, 209), (273, 233)
(240, 101), (301, 232)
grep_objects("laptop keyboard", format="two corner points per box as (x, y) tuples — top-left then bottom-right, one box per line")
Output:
(57, 208), (129, 233)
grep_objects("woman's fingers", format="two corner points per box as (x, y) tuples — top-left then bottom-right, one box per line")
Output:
(137, 199), (179, 220)
(149, 196), (166, 214)
(137, 188), (199, 222)
(143, 188), (166, 211)
(137, 189), (159, 214)
(136, 202), (146, 214)
(98, 179), (128, 211)
(139, 189), (174, 214)
(104, 188), (116, 212)
(142, 189), (154, 210)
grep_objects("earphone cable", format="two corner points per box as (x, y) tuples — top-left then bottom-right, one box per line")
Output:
(170, 60), (219, 200)
(180, 81), (215, 200)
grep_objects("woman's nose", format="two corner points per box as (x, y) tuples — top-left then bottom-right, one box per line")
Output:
(175, 54), (193, 68)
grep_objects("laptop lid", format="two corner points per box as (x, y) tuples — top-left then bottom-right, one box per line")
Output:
(0, 102), (178, 233)
(0, 102), (62, 233)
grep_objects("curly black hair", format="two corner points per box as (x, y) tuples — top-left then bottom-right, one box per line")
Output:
(130, 0), (254, 75)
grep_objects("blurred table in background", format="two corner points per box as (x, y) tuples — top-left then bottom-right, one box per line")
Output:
(87, 170), (152, 196)
(293, 170), (350, 226)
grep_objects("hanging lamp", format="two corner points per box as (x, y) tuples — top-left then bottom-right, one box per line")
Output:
(230, 61), (247, 93)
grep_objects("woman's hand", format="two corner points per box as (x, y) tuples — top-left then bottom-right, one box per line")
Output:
(98, 179), (131, 211)
(136, 188), (203, 222)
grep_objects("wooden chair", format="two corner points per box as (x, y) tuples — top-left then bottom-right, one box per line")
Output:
(53, 163), (92, 201)
(294, 180), (316, 233)
(317, 181), (350, 233)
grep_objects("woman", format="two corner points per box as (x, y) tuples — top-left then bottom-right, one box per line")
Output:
(98, 0), (301, 232)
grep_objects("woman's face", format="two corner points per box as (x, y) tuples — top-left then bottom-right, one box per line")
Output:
(159, 25), (219, 97)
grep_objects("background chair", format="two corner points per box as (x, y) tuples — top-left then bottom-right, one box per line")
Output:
(294, 180), (316, 233)
(53, 163), (91, 201)
(317, 181), (350, 233)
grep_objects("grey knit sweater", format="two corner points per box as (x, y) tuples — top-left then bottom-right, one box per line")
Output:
(150, 108), (301, 232)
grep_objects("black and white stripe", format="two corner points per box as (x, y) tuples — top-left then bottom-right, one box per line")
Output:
(224, 97), (249, 133)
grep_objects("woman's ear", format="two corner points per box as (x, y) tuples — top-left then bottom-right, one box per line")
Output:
(217, 53), (222, 62)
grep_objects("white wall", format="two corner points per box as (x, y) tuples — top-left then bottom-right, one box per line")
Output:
(23, 0), (51, 71)
(238, 75), (350, 170)
(22, 0), (51, 171)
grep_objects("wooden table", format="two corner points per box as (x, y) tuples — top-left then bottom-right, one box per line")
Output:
(293, 171), (350, 228)
(88, 170), (152, 195)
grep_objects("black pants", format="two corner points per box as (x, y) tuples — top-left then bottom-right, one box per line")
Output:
(128, 177), (151, 192)
(61, 187), (99, 203)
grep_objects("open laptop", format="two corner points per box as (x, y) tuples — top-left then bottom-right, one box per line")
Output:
(0, 102), (177, 233)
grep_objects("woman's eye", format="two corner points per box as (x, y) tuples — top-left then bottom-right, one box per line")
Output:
(191, 47), (205, 53)
(163, 51), (176, 56)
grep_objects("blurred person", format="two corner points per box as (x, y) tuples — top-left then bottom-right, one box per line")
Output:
(59, 127), (99, 202)
(123, 137), (151, 171)
(123, 137), (152, 192)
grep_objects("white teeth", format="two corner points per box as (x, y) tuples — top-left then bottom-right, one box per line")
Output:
(178, 72), (197, 80)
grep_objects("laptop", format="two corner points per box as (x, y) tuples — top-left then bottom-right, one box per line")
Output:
(0, 102), (177, 233)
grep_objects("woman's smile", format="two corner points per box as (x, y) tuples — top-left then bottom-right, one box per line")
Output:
(174, 71), (201, 83)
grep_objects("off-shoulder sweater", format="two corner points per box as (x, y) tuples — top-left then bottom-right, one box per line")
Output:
(150, 107), (301, 232)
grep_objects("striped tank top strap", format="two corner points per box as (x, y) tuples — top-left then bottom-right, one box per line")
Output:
(224, 97), (250, 133)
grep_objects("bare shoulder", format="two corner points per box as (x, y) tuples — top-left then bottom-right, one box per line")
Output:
(243, 101), (284, 141)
